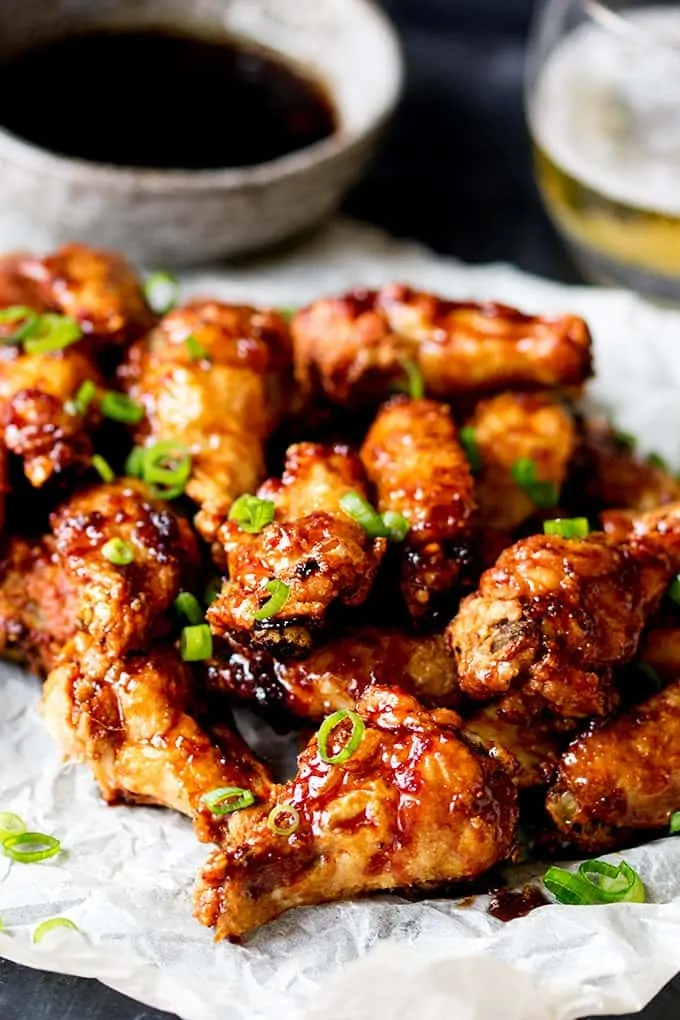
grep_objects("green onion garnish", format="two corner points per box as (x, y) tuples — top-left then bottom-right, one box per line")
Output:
(670, 811), (680, 835)
(266, 803), (300, 836)
(180, 623), (213, 661)
(2, 831), (61, 863)
(668, 576), (680, 607)
(318, 709), (366, 765)
(100, 391), (144, 425)
(185, 334), (209, 361)
(0, 812), (26, 842)
(613, 429), (636, 451)
(0, 306), (40, 343)
(201, 786), (255, 816)
(459, 426), (482, 473)
(124, 445), (145, 478)
(203, 577), (222, 607)
(91, 454), (115, 483)
(279, 307), (296, 321)
(512, 457), (559, 509)
(144, 271), (179, 315)
(544, 858), (645, 905)
(174, 591), (203, 625)
(647, 452), (668, 471)
(65, 379), (97, 417)
(101, 538), (135, 566)
(33, 917), (79, 943)
(399, 359), (424, 400)
(141, 440), (191, 500)
(253, 579), (290, 621)
(23, 314), (82, 355)
(543, 517), (590, 539)
(228, 494), (275, 534)
(382, 510), (410, 542)
(339, 491), (390, 538)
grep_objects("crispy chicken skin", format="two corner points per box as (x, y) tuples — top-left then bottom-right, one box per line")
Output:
(448, 533), (671, 719)
(41, 636), (271, 816)
(360, 396), (475, 621)
(464, 695), (563, 789)
(194, 685), (518, 940)
(118, 300), (292, 540)
(208, 443), (386, 658)
(546, 680), (680, 850)
(208, 628), (462, 720)
(292, 284), (592, 408)
(602, 502), (680, 569)
(580, 418), (680, 512)
(468, 392), (576, 530)
(639, 626), (680, 683)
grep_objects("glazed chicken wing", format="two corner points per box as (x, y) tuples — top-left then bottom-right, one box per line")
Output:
(360, 396), (475, 622)
(448, 532), (671, 719)
(118, 300), (292, 540)
(208, 627), (462, 720)
(639, 625), (680, 684)
(464, 694), (563, 789)
(208, 443), (386, 658)
(194, 685), (518, 940)
(292, 284), (592, 409)
(546, 679), (680, 850)
(602, 502), (680, 570)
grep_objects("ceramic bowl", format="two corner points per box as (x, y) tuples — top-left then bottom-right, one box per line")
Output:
(0, 0), (402, 266)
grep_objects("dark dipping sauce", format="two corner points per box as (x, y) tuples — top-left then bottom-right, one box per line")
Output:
(0, 28), (337, 170)
(487, 885), (549, 923)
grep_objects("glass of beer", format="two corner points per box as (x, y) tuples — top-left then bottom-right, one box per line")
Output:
(527, 0), (680, 300)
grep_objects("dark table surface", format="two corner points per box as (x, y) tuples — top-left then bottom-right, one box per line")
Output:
(1, 0), (679, 1017)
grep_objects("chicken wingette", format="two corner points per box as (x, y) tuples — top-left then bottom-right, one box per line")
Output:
(464, 694), (563, 789)
(360, 396), (475, 622)
(292, 284), (592, 408)
(194, 685), (518, 940)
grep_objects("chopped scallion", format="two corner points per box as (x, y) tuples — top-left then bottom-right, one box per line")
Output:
(203, 577), (222, 607)
(144, 271), (179, 315)
(613, 429), (636, 451)
(201, 787), (255, 816)
(101, 538), (135, 566)
(174, 592), (203, 625)
(2, 831), (61, 863)
(180, 623), (213, 661)
(266, 803), (300, 836)
(512, 457), (559, 509)
(0, 812), (26, 842)
(459, 425), (482, 473)
(65, 379), (97, 417)
(339, 491), (390, 538)
(142, 440), (191, 500)
(670, 811), (680, 835)
(33, 917), (79, 943)
(228, 494), (275, 534)
(91, 454), (115, 483)
(0, 306), (40, 343)
(668, 575), (680, 607)
(647, 452), (668, 471)
(543, 517), (589, 539)
(100, 391), (144, 425)
(399, 359), (424, 400)
(184, 333), (209, 361)
(544, 858), (645, 905)
(253, 580), (290, 622)
(382, 510), (410, 542)
(124, 446), (145, 478)
(318, 709), (365, 765)
(23, 314), (82, 355)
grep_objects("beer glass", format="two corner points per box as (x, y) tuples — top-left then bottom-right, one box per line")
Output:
(526, 0), (680, 299)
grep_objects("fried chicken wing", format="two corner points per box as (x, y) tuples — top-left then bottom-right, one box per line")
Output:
(602, 502), (680, 569)
(546, 680), (680, 850)
(194, 685), (517, 939)
(468, 392), (576, 531)
(639, 626), (680, 683)
(208, 627), (462, 720)
(448, 533), (671, 719)
(464, 695), (563, 789)
(292, 284), (592, 409)
(208, 443), (386, 658)
(118, 300), (292, 540)
(360, 396), (475, 621)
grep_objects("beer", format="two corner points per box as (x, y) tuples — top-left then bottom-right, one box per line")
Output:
(529, 6), (680, 299)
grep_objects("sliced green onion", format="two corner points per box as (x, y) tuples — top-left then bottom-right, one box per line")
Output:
(544, 859), (645, 905)
(2, 831), (61, 863)
(228, 494), (275, 534)
(144, 271), (179, 315)
(399, 359), (424, 400)
(33, 917), (79, 943)
(0, 812), (26, 842)
(339, 491), (390, 538)
(632, 661), (663, 693)
(279, 307), (296, 321)
(668, 575), (680, 607)
(0, 306), (40, 343)
(647, 452), (668, 471)
(459, 425), (482, 473)
(670, 811), (680, 835)
(184, 333), (209, 361)
(253, 579), (290, 622)
(142, 440), (191, 500)
(201, 786), (255, 816)
(203, 577), (222, 607)
(382, 510), (410, 542)
(180, 623), (213, 661)
(101, 537), (135, 566)
(174, 591), (203, 625)
(124, 445), (145, 478)
(91, 454), (115, 483)
(543, 517), (590, 539)
(266, 803), (300, 836)
(512, 457), (559, 509)
(65, 379), (97, 417)
(23, 314), (82, 355)
(318, 709), (365, 765)
(613, 429), (636, 451)
(100, 391), (144, 425)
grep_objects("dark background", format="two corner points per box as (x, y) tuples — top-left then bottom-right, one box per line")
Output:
(1, 0), (679, 1017)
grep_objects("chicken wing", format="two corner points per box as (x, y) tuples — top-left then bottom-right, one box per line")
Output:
(602, 502), (680, 570)
(194, 685), (517, 939)
(118, 300), (292, 540)
(292, 284), (592, 409)
(208, 443), (386, 658)
(546, 679), (680, 850)
(639, 626), (680, 684)
(448, 533), (671, 719)
(208, 627), (462, 720)
(464, 695), (563, 789)
(467, 392), (576, 531)
(360, 396), (475, 622)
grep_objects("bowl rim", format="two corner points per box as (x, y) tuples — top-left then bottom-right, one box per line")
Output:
(0, 0), (403, 193)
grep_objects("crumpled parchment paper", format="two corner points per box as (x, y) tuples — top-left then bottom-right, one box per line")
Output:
(3, 219), (680, 1020)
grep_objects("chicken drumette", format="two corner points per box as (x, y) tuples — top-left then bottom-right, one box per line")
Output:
(194, 685), (518, 940)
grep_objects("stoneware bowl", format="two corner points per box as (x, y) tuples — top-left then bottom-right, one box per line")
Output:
(0, 0), (402, 266)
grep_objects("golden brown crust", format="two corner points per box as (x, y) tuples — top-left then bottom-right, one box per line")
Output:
(193, 685), (518, 940)
(464, 694), (563, 789)
(602, 502), (680, 571)
(580, 418), (680, 513)
(361, 396), (475, 621)
(292, 284), (592, 408)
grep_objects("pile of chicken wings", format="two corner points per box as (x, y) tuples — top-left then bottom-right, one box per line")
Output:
(3, 246), (680, 941)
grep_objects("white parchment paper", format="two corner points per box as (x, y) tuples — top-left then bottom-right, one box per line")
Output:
(3, 219), (680, 1020)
